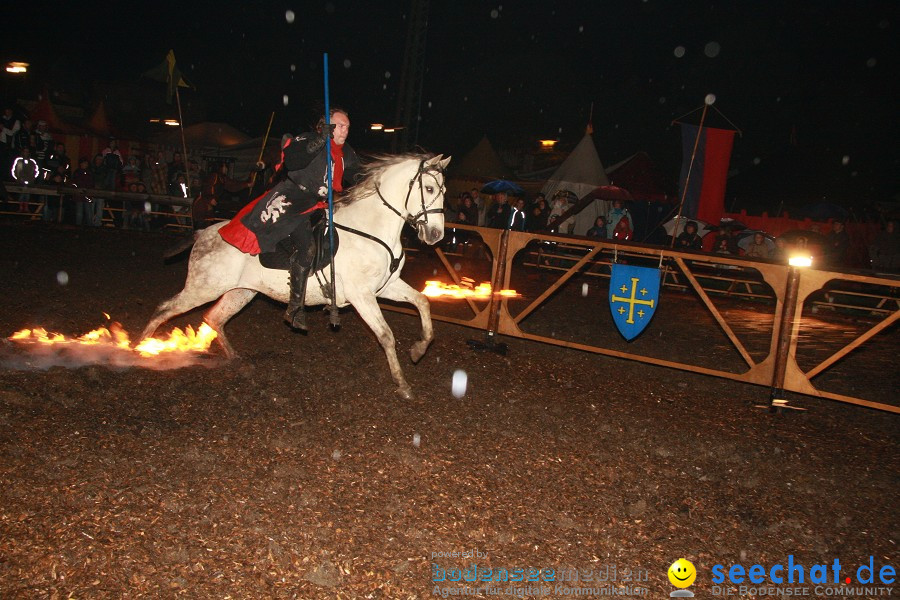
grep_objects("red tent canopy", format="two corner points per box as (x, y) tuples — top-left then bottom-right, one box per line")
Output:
(606, 152), (674, 203)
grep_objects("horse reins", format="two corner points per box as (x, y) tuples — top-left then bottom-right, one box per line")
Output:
(333, 158), (446, 276)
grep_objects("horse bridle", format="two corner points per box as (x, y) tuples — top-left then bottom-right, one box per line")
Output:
(375, 158), (446, 227)
(330, 158), (445, 276)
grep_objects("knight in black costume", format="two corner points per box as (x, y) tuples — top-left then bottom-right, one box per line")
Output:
(240, 108), (360, 329)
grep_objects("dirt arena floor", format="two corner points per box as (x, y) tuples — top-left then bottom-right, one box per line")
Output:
(0, 223), (897, 598)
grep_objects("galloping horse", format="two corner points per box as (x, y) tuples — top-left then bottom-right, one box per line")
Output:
(142, 154), (451, 399)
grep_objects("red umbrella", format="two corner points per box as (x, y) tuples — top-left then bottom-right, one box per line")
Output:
(581, 185), (634, 203)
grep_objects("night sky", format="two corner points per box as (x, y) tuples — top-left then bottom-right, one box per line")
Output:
(4, 1), (898, 212)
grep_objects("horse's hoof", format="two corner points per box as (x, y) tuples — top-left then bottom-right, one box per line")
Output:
(410, 340), (430, 364)
(396, 385), (415, 401)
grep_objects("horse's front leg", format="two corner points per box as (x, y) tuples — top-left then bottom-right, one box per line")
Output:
(347, 289), (414, 400)
(378, 278), (433, 364)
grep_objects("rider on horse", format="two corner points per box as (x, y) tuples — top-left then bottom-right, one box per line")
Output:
(219, 108), (361, 330)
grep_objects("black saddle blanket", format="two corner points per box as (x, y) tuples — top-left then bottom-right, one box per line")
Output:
(258, 220), (339, 273)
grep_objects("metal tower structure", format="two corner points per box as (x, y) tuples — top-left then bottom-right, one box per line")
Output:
(393, 0), (429, 152)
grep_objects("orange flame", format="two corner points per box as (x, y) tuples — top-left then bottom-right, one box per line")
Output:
(422, 277), (518, 299)
(9, 321), (217, 357)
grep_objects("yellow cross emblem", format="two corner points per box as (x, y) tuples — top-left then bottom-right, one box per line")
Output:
(611, 277), (655, 324)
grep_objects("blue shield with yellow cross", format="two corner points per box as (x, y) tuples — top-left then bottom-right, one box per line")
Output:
(609, 264), (661, 341)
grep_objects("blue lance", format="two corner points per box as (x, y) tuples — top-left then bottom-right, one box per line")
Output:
(324, 53), (340, 329)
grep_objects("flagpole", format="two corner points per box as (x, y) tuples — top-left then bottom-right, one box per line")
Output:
(670, 101), (709, 248)
(175, 86), (191, 200)
(249, 111), (275, 189)
(324, 53), (339, 328)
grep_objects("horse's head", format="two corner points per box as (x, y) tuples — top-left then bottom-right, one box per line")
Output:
(406, 154), (451, 245)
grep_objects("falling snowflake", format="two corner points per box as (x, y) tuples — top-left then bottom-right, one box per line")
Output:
(451, 370), (468, 398)
(704, 41), (721, 58)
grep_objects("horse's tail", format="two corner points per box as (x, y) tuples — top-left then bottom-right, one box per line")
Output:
(162, 232), (200, 260)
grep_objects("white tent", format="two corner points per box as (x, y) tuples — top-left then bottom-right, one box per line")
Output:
(541, 133), (609, 235)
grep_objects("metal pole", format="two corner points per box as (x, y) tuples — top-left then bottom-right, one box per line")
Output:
(670, 101), (709, 247)
(248, 111), (275, 189)
(769, 265), (802, 410)
(175, 86), (192, 229)
(324, 53), (340, 328)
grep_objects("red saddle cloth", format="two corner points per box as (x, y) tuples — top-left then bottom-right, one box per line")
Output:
(218, 196), (263, 255)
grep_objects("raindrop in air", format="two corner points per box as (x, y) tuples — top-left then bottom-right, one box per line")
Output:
(144, 202), (152, 213)
(412, 433), (421, 447)
(578, 25), (584, 33)
(285, 10), (295, 23)
(343, 59), (351, 68)
(331, 449), (342, 460)
(451, 369), (468, 398)
(385, 71), (391, 79)
(282, 94), (289, 106)
(290, 64), (296, 72)
(428, 101), (432, 108)
(753, 157), (761, 165)
(464, 96), (468, 102)
(674, 46), (686, 58)
(56, 271), (69, 286)
(383, 84), (387, 90)
(659, 96), (666, 104)
(432, 269), (438, 275)
(842, 155), (850, 166)
(704, 93), (717, 105)
(453, 262), (461, 271)
(704, 41), (721, 58)
(581, 283), (589, 297)
(866, 57), (876, 68)
(490, 9), (499, 18)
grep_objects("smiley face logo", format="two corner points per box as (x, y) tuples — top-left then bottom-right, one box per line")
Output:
(668, 558), (696, 588)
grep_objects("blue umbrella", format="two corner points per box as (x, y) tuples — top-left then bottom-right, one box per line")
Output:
(481, 179), (525, 196)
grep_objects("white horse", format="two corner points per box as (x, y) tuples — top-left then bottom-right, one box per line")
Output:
(142, 154), (451, 399)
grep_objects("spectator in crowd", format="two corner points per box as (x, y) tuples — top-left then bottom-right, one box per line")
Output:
(89, 153), (107, 225)
(457, 193), (478, 227)
(548, 190), (574, 233)
(101, 139), (123, 190)
(744, 232), (772, 259)
(606, 199), (633, 239)
(44, 142), (70, 179)
(11, 147), (39, 212)
(168, 151), (186, 184)
(14, 119), (34, 156)
(470, 187), (485, 225)
(674, 220), (703, 250)
(508, 197), (527, 231)
(586, 216), (608, 239)
(772, 237), (789, 263)
(711, 225), (740, 255)
(714, 237), (734, 255)
(44, 172), (65, 222)
(149, 150), (169, 196)
(71, 158), (95, 226)
(192, 162), (250, 228)
(869, 220), (899, 273)
(527, 195), (549, 232)
(1, 108), (21, 177)
(487, 192), (511, 229)
(824, 220), (850, 267)
(125, 182), (150, 231)
(33, 121), (54, 174)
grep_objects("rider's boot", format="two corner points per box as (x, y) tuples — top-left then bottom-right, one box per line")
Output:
(284, 250), (311, 330)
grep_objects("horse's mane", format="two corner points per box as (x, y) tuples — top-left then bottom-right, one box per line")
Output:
(337, 152), (435, 209)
